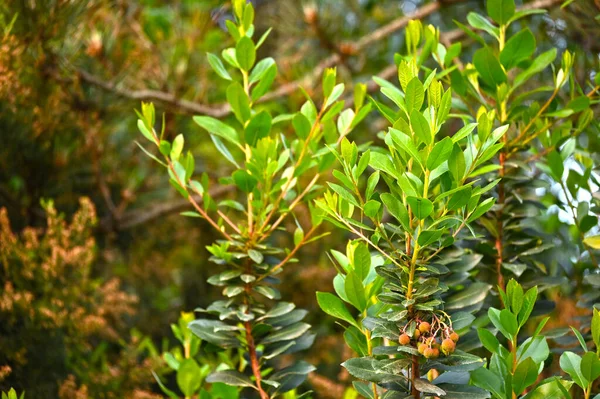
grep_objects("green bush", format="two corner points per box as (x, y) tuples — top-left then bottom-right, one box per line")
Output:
(136, 0), (600, 398)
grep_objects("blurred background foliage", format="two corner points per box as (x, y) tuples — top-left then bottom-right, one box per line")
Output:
(0, 0), (599, 397)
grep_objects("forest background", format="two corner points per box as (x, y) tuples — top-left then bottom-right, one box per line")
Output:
(1, 0), (600, 398)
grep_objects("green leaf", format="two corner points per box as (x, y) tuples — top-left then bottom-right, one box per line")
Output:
(500, 28), (536, 69)
(592, 308), (600, 349)
(560, 351), (588, 389)
(546, 151), (564, 180)
(514, 49), (557, 89)
(137, 119), (155, 142)
(381, 193), (410, 231)
(226, 82), (251, 123)
(328, 183), (360, 207)
(584, 235), (600, 249)
(206, 370), (256, 388)
(316, 292), (360, 329)
(567, 96), (591, 112)
(524, 377), (573, 399)
(507, 9), (547, 25)
(344, 326), (369, 357)
(478, 328), (500, 353)
(445, 282), (491, 310)
(251, 63), (277, 101)
(487, 0), (515, 25)
(232, 170), (258, 192)
(363, 199), (381, 219)
(293, 113), (311, 139)
(414, 378), (446, 396)
(489, 308), (517, 340)
(410, 109), (432, 145)
(389, 128), (424, 169)
(417, 229), (443, 246)
(345, 271), (367, 311)
(405, 77), (425, 112)
(211, 135), (239, 168)
(427, 137), (453, 170)
(249, 57), (275, 84)
(245, 110), (272, 146)
(325, 83), (345, 109)
(452, 123), (478, 143)
(194, 116), (240, 146)
(452, 312), (476, 330)
(435, 384), (490, 399)
(177, 359), (202, 396)
(467, 12), (500, 40)
(342, 357), (405, 383)
(448, 186), (472, 211)
(518, 336), (549, 364)
(571, 326), (588, 352)
(261, 322), (311, 345)
(518, 285), (537, 327)
(581, 351), (600, 383)
(407, 196), (433, 220)
(467, 197), (496, 222)
(473, 47), (507, 87)
(236, 36), (256, 71)
(170, 134), (184, 161)
(353, 243), (371, 281)
(471, 367), (505, 399)
(512, 357), (539, 396)
(207, 52), (232, 80)
(152, 371), (180, 399)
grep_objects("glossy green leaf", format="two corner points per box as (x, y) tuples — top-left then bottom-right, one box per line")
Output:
(487, 0), (515, 25)
(560, 351), (588, 389)
(405, 77), (425, 112)
(381, 193), (410, 230)
(345, 271), (367, 311)
(581, 351), (600, 383)
(512, 357), (539, 396)
(473, 47), (506, 87)
(207, 52), (232, 80)
(206, 370), (256, 388)
(407, 196), (433, 220)
(194, 116), (240, 146)
(232, 170), (258, 192)
(500, 28), (535, 69)
(316, 292), (360, 329)
(177, 359), (202, 396)
(427, 137), (453, 170)
(245, 110), (272, 146)
(236, 36), (256, 71)
(226, 82), (251, 123)
(410, 109), (432, 145)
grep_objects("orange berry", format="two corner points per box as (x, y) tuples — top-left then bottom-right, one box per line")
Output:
(413, 329), (421, 339)
(441, 338), (456, 355)
(423, 347), (436, 359)
(399, 333), (411, 345)
(418, 343), (428, 354)
(431, 348), (440, 358)
(449, 332), (459, 342)
(419, 322), (431, 333)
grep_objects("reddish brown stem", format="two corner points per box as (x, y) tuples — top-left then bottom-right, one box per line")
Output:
(411, 355), (421, 399)
(245, 321), (269, 399)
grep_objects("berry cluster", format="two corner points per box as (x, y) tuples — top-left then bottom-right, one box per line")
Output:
(398, 319), (459, 359)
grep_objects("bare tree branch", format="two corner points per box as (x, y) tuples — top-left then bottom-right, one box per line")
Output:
(99, 185), (233, 231)
(76, 1), (451, 115)
(78, 0), (563, 119)
(77, 69), (231, 118)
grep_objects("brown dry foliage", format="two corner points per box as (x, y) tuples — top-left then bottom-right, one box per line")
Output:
(0, 198), (159, 397)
